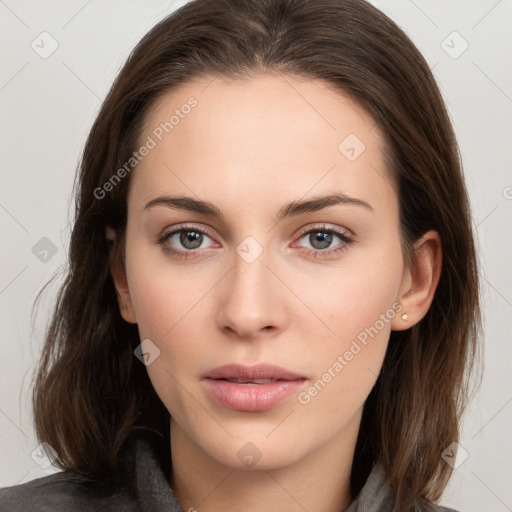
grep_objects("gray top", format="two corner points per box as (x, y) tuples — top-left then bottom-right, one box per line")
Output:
(0, 435), (459, 511)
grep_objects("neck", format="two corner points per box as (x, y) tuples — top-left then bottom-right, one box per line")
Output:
(169, 417), (359, 512)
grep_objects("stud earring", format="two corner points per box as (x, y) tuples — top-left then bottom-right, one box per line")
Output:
(401, 313), (409, 321)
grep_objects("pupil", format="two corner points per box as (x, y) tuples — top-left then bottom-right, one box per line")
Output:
(180, 230), (202, 249)
(312, 232), (331, 249)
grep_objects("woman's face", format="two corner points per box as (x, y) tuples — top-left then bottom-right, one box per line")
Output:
(118, 73), (409, 470)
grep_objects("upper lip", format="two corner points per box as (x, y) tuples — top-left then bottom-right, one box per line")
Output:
(203, 363), (306, 381)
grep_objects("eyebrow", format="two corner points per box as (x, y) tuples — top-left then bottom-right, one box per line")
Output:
(143, 192), (373, 221)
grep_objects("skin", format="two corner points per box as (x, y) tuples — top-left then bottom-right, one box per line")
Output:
(111, 72), (442, 512)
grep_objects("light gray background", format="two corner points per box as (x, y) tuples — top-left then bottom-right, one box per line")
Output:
(1, 1), (511, 510)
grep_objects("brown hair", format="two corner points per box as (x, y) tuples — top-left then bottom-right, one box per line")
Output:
(31, 0), (481, 510)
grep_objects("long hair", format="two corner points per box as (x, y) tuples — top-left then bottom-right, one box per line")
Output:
(31, 0), (481, 509)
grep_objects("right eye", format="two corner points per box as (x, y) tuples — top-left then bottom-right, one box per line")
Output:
(157, 224), (219, 258)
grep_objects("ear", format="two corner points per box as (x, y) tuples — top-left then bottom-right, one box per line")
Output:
(107, 226), (137, 324)
(391, 230), (442, 331)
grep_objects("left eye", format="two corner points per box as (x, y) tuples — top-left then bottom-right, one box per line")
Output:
(297, 228), (349, 251)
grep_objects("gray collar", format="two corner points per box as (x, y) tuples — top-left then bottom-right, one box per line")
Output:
(134, 436), (184, 511)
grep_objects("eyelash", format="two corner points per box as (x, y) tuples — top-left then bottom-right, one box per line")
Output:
(156, 223), (353, 260)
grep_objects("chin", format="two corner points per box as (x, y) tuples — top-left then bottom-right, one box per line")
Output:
(214, 444), (300, 471)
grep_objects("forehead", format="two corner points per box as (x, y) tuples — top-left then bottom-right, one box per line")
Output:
(129, 73), (394, 213)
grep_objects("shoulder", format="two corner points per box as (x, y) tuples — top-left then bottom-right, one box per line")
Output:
(351, 463), (463, 512)
(420, 502), (461, 512)
(0, 471), (138, 512)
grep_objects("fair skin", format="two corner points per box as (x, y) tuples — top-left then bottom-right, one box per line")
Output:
(111, 73), (441, 512)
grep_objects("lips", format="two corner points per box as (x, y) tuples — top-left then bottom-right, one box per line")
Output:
(203, 363), (306, 381)
(223, 378), (280, 384)
(202, 363), (307, 411)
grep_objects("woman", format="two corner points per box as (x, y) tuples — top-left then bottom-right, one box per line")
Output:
(0, 0), (480, 511)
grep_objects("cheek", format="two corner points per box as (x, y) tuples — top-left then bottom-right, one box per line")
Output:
(125, 263), (208, 418)
(294, 305), (393, 443)
(296, 244), (403, 410)
(125, 248), (216, 389)
(309, 240), (403, 343)
(129, 276), (209, 390)
(126, 243), (211, 342)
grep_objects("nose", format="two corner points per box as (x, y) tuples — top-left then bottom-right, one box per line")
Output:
(216, 246), (289, 340)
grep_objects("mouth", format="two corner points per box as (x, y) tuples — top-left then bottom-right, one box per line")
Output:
(202, 363), (307, 411)
(203, 363), (306, 381)
(217, 378), (282, 384)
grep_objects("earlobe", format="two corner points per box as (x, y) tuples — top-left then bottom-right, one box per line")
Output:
(111, 268), (138, 325)
(113, 284), (137, 324)
(392, 230), (442, 331)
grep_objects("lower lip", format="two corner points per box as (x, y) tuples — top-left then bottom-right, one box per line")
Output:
(203, 378), (307, 411)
